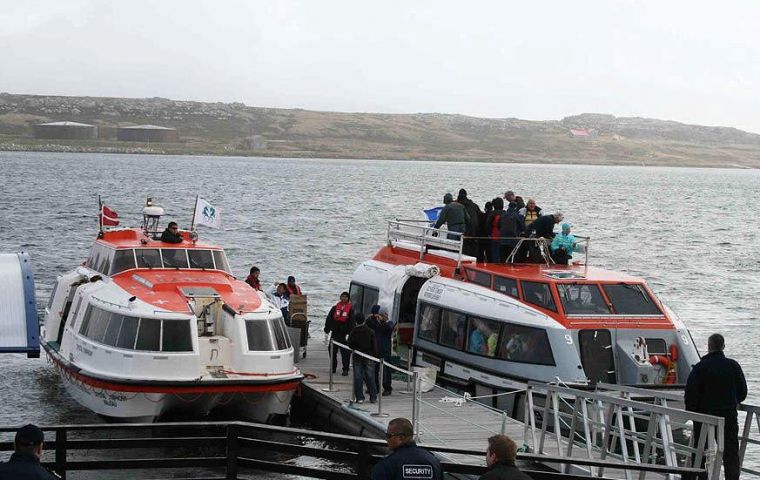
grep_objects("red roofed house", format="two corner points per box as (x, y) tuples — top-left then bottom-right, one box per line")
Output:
(569, 128), (591, 138)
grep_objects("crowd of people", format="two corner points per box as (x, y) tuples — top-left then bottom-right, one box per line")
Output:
(244, 266), (304, 325)
(433, 189), (577, 265)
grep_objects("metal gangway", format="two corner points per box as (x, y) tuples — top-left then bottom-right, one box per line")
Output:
(524, 381), (760, 480)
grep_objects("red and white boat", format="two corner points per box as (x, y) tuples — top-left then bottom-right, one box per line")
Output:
(348, 221), (700, 413)
(41, 198), (302, 422)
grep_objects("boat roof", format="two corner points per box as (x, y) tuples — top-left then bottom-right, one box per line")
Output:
(465, 263), (646, 284)
(112, 269), (262, 313)
(97, 228), (221, 250)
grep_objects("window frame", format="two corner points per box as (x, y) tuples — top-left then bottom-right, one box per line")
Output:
(465, 268), (492, 288)
(520, 280), (558, 312)
(556, 283), (612, 316)
(493, 275), (519, 299)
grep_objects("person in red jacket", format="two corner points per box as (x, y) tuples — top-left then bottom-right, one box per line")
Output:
(285, 275), (302, 295)
(324, 292), (355, 375)
(244, 266), (261, 290)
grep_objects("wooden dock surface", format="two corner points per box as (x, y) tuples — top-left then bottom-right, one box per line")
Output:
(296, 334), (525, 466)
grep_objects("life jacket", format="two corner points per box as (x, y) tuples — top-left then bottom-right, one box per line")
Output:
(286, 284), (302, 296)
(245, 275), (261, 290)
(490, 213), (502, 239)
(333, 301), (352, 323)
(524, 209), (540, 225)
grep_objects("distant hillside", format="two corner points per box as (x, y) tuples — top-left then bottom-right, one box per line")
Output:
(1, 93), (759, 168)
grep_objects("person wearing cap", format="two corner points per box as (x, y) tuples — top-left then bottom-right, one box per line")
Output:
(371, 418), (443, 480)
(0, 424), (57, 479)
(367, 305), (395, 396)
(433, 193), (470, 241)
(285, 276), (302, 296)
(550, 223), (577, 265)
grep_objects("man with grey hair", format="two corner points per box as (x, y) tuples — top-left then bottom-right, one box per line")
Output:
(371, 418), (442, 480)
(685, 333), (747, 480)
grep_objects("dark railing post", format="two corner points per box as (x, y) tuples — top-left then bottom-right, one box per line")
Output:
(55, 428), (67, 480)
(356, 443), (372, 479)
(225, 423), (239, 480)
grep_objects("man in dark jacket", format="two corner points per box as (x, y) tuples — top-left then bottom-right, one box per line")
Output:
(434, 193), (469, 240)
(324, 292), (356, 376)
(485, 197), (505, 263)
(160, 221), (184, 243)
(367, 305), (395, 396)
(525, 212), (563, 263)
(498, 208), (521, 262)
(685, 333), (747, 480)
(348, 314), (377, 403)
(479, 434), (532, 480)
(0, 424), (57, 480)
(457, 189), (482, 257)
(371, 418), (443, 480)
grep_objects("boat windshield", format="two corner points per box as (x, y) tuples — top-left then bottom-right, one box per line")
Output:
(109, 248), (233, 275)
(245, 317), (291, 351)
(557, 283), (611, 315)
(602, 284), (662, 315)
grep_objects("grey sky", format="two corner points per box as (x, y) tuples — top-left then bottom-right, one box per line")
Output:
(2, 0), (760, 132)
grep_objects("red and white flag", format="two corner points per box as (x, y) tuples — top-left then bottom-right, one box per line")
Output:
(100, 205), (119, 226)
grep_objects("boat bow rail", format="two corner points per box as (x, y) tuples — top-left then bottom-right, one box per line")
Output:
(387, 220), (470, 269)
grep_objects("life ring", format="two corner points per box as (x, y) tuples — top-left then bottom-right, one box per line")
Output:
(648, 355), (677, 384)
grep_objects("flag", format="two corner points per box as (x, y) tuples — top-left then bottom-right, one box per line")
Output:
(100, 205), (119, 226)
(423, 206), (443, 223)
(193, 197), (222, 229)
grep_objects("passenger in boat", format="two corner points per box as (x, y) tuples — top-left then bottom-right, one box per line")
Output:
(267, 283), (290, 324)
(324, 292), (355, 376)
(550, 223), (576, 265)
(371, 418), (443, 480)
(526, 212), (563, 263)
(518, 198), (542, 226)
(468, 318), (487, 354)
(160, 221), (183, 244)
(479, 434), (532, 480)
(457, 189), (482, 257)
(477, 201), (493, 262)
(285, 275), (302, 296)
(498, 206), (521, 262)
(685, 333), (747, 480)
(504, 190), (517, 212)
(348, 313), (378, 404)
(0, 424), (57, 480)
(486, 197), (505, 262)
(433, 193), (470, 241)
(367, 305), (395, 396)
(245, 266), (262, 290)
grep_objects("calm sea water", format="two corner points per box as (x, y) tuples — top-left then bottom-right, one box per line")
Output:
(0, 151), (758, 469)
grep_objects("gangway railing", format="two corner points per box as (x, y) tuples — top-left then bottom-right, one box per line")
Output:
(524, 381), (724, 480)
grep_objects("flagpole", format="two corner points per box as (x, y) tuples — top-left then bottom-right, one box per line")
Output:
(98, 194), (103, 234)
(190, 195), (199, 231)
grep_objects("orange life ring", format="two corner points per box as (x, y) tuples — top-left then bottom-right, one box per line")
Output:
(648, 355), (677, 384)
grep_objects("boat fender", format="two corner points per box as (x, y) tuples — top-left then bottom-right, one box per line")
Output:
(669, 344), (679, 361)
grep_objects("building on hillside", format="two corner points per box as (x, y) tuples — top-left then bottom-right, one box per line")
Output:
(244, 135), (268, 150)
(117, 124), (179, 143)
(569, 128), (591, 138)
(33, 121), (98, 140)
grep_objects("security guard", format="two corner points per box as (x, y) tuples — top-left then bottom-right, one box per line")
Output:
(0, 424), (58, 479)
(371, 418), (443, 480)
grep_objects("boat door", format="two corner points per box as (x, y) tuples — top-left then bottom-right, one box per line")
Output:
(395, 276), (428, 345)
(56, 279), (87, 345)
(578, 329), (617, 384)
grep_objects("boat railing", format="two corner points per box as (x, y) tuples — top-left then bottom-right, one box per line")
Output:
(387, 220), (467, 269)
(524, 381), (726, 480)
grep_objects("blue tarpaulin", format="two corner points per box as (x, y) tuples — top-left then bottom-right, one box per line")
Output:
(424, 206), (444, 223)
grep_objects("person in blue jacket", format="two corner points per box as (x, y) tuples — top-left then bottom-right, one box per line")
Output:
(368, 305), (395, 396)
(550, 223), (576, 265)
(684, 333), (747, 480)
(371, 418), (443, 480)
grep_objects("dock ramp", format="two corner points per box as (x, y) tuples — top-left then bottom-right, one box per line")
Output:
(0, 252), (39, 357)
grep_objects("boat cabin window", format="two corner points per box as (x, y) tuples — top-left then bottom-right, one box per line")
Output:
(498, 323), (555, 365)
(188, 250), (215, 269)
(418, 304), (442, 342)
(645, 338), (667, 355)
(557, 284), (611, 315)
(602, 284), (662, 315)
(493, 276), (519, 298)
(521, 281), (557, 312)
(467, 316), (500, 357)
(213, 250), (231, 273)
(79, 305), (193, 352)
(245, 317), (291, 351)
(136, 249), (162, 268)
(47, 280), (60, 310)
(87, 244), (113, 274)
(439, 310), (466, 350)
(161, 249), (189, 269)
(111, 250), (136, 274)
(349, 283), (380, 319)
(466, 269), (492, 288)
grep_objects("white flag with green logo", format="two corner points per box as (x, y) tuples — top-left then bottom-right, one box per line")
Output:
(194, 197), (222, 229)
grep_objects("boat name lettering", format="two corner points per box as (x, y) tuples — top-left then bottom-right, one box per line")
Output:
(423, 284), (443, 301)
(76, 343), (94, 357)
